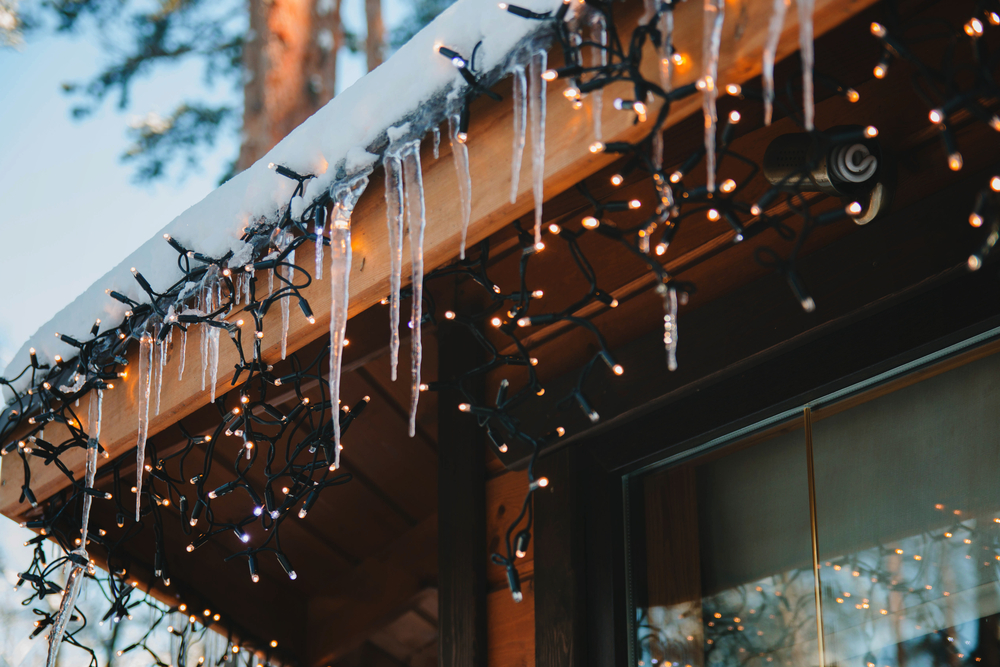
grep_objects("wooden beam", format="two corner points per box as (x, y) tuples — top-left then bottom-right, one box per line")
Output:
(306, 514), (438, 666)
(437, 317), (488, 667)
(0, 0), (879, 519)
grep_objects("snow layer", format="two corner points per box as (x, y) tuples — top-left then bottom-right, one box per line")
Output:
(3, 0), (559, 398)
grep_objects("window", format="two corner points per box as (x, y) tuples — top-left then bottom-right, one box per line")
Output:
(628, 343), (1000, 667)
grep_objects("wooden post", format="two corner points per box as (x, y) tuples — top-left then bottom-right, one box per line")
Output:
(437, 310), (487, 667)
(534, 446), (587, 667)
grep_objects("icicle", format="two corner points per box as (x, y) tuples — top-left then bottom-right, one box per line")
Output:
(659, 6), (675, 93)
(314, 206), (326, 282)
(641, 0), (657, 24)
(208, 326), (220, 403)
(45, 553), (87, 667)
(510, 65), (527, 205)
(82, 389), (102, 542)
(200, 291), (209, 392)
(329, 172), (370, 466)
(403, 141), (426, 438)
(661, 285), (679, 371)
(702, 0), (725, 192)
(244, 267), (253, 304)
(798, 0), (815, 130)
(136, 331), (153, 521)
(154, 337), (166, 416)
(281, 272), (290, 359)
(763, 0), (789, 125)
(653, 129), (664, 171)
(448, 115), (472, 259)
(591, 12), (608, 141)
(178, 328), (187, 382)
(529, 49), (547, 247)
(385, 152), (405, 382)
(432, 126), (441, 160)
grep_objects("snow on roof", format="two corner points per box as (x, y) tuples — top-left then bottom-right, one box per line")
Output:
(3, 0), (558, 395)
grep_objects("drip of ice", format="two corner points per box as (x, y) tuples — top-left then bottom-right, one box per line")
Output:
(659, 7), (675, 93)
(510, 65), (527, 205)
(208, 325), (220, 403)
(702, 0), (725, 192)
(529, 49), (547, 246)
(281, 271), (290, 359)
(154, 337), (166, 415)
(136, 331), (153, 521)
(448, 115), (472, 259)
(591, 12), (608, 141)
(403, 141), (426, 438)
(199, 290), (209, 392)
(385, 152), (405, 382)
(82, 388), (102, 542)
(44, 551), (87, 667)
(432, 126), (441, 160)
(641, 0), (657, 24)
(653, 129), (664, 171)
(662, 286), (679, 371)
(763, 0), (789, 125)
(328, 172), (371, 466)
(798, 0), (815, 130)
(244, 267), (253, 304)
(178, 328), (187, 382)
(314, 206), (326, 281)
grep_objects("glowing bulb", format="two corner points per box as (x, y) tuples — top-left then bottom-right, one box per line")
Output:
(532, 290), (544, 298)
(582, 216), (600, 229)
(971, 213), (984, 228)
(870, 22), (886, 37)
(846, 88), (860, 103)
(949, 153), (964, 171)
(874, 64), (887, 79)
(517, 317), (531, 327)
(965, 18), (984, 36)
(534, 241), (545, 251)
(969, 254), (983, 271)
(541, 69), (558, 81)
(548, 223), (561, 234)
(864, 125), (878, 138)
(991, 176), (1000, 191)
(728, 110), (741, 123)
(847, 202), (863, 215)
(610, 174), (624, 186)
(725, 83), (741, 96)
(491, 317), (502, 327)
(563, 86), (580, 100)
(589, 141), (605, 153)
(672, 53), (684, 65)
(627, 199), (641, 209)
(929, 108), (944, 124)
(655, 243), (667, 256)
(707, 209), (720, 221)
(458, 403), (471, 412)
(669, 171), (683, 183)
(751, 204), (762, 216)
(445, 310), (456, 319)
(537, 477), (549, 487)
(720, 179), (736, 193)
(613, 364), (624, 375)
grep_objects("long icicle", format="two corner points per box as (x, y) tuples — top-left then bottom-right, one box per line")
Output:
(44, 554), (87, 667)
(82, 388), (102, 542)
(314, 205), (326, 281)
(662, 285), (679, 371)
(448, 114), (472, 259)
(591, 12), (608, 142)
(529, 49), (547, 246)
(763, 0), (789, 125)
(403, 141), (426, 438)
(702, 0), (725, 192)
(659, 4), (675, 93)
(385, 152), (405, 382)
(154, 336), (166, 415)
(510, 65), (527, 205)
(178, 328), (187, 382)
(329, 173), (370, 466)
(798, 0), (815, 130)
(432, 126), (441, 160)
(136, 330), (153, 521)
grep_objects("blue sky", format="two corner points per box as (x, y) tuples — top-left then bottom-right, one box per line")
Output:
(0, 0), (395, 368)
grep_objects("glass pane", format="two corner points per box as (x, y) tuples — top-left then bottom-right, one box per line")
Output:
(633, 421), (821, 667)
(812, 352), (1000, 667)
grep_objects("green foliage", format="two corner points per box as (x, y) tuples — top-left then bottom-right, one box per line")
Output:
(122, 102), (236, 182)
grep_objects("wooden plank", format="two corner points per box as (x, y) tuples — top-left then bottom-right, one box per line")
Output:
(487, 585), (535, 667)
(0, 0), (879, 520)
(437, 319), (488, 667)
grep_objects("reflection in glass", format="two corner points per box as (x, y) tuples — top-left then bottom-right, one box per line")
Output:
(812, 352), (1000, 667)
(634, 422), (821, 667)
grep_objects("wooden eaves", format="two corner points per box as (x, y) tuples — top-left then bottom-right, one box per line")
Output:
(0, 0), (878, 519)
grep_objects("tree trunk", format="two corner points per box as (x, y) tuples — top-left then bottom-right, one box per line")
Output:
(365, 0), (384, 71)
(237, 0), (342, 172)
